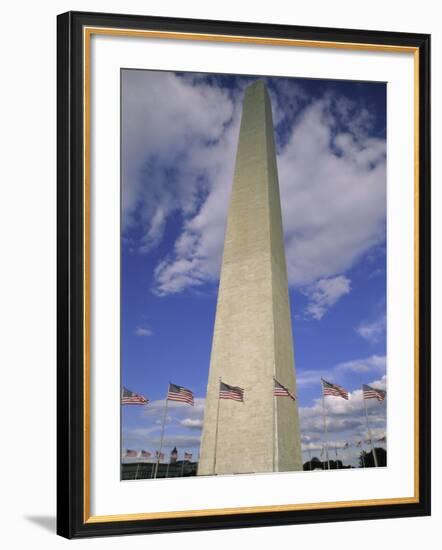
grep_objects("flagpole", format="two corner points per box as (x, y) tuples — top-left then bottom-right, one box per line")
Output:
(359, 442), (366, 468)
(335, 446), (340, 469)
(272, 377), (276, 472)
(320, 380), (330, 470)
(212, 377), (222, 475)
(155, 390), (169, 479)
(363, 395), (379, 467)
(120, 387), (123, 481)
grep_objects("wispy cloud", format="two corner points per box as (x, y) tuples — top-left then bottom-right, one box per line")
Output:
(356, 314), (386, 343)
(122, 72), (386, 305)
(303, 275), (351, 320)
(180, 418), (203, 430)
(122, 398), (206, 456)
(336, 354), (386, 374)
(135, 327), (153, 337)
(278, 94), (386, 288)
(123, 429), (201, 450)
(296, 354), (386, 388)
(300, 374), (386, 418)
(296, 370), (329, 388)
(299, 375), (387, 449)
(122, 70), (236, 256)
(142, 397), (205, 422)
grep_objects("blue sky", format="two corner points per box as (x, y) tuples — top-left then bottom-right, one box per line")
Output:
(121, 69), (387, 468)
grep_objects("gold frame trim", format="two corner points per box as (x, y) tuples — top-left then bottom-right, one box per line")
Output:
(82, 27), (420, 524)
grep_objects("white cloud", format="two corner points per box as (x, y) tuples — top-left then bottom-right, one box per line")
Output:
(336, 354), (386, 373)
(277, 95), (386, 287)
(142, 397), (205, 421)
(356, 314), (386, 343)
(293, 359), (386, 464)
(123, 429), (201, 450)
(299, 375), (387, 444)
(123, 398), (206, 456)
(122, 426), (161, 441)
(123, 73), (386, 306)
(303, 275), (351, 319)
(296, 369), (329, 388)
(122, 70), (237, 258)
(180, 418), (203, 430)
(135, 327), (153, 337)
(302, 374), (386, 417)
(296, 355), (385, 390)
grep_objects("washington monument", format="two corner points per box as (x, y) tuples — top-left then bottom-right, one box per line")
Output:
(198, 81), (302, 476)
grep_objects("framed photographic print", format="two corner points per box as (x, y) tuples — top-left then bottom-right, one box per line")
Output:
(57, 11), (431, 538)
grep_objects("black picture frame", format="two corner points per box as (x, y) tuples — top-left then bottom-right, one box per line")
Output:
(57, 10), (431, 539)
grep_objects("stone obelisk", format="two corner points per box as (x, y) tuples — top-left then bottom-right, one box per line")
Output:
(198, 81), (302, 476)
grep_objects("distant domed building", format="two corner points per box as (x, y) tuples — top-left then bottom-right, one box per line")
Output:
(170, 446), (178, 464)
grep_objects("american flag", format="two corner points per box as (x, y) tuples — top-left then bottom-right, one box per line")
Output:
(167, 383), (194, 405)
(140, 450), (151, 458)
(321, 378), (349, 400)
(121, 386), (148, 405)
(184, 452), (192, 460)
(125, 449), (138, 458)
(219, 381), (244, 402)
(155, 451), (165, 460)
(273, 378), (296, 400)
(362, 384), (386, 402)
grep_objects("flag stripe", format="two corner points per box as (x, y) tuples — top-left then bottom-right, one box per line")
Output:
(125, 449), (138, 458)
(167, 383), (194, 405)
(219, 381), (244, 401)
(362, 384), (386, 402)
(122, 386), (148, 405)
(321, 378), (349, 400)
(274, 378), (296, 400)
